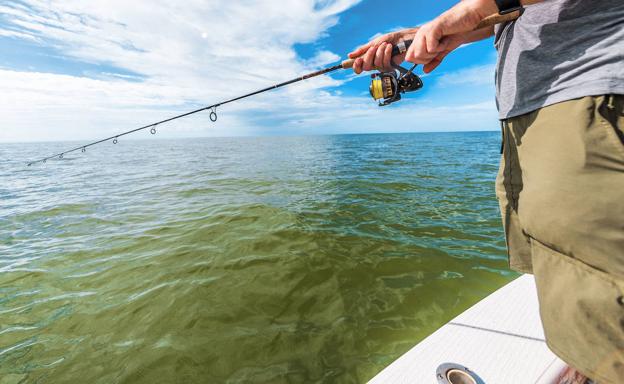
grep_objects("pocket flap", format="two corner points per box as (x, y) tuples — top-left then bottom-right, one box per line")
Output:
(531, 239), (624, 383)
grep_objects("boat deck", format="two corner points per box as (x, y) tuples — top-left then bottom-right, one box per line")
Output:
(368, 275), (567, 384)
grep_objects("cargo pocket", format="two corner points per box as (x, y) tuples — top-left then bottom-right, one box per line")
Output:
(531, 238), (624, 384)
(496, 119), (532, 274)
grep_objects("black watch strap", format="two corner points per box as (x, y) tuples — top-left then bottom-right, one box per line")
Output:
(494, 0), (523, 15)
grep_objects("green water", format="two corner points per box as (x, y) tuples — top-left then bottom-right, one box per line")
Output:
(1, 132), (515, 383)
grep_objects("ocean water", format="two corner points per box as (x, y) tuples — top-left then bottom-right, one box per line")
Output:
(0, 132), (516, 383)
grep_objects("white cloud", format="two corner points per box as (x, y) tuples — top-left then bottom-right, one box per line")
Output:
(436, 63), (496, 87)
(0, 0), (362, 142)
(305, 50), (341, 68)
(0, 28), (40, 41)
(0, 1), (500, 145)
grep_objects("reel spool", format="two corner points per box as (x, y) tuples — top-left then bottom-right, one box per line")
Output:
(370, 63), (423, 106)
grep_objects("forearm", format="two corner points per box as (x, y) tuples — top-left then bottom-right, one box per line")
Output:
(464, 26), (495, 43)
(465, 0), (545, 37)
(349, 0), (546, 75)
(398, 23), (493, 47)
(392, 0), (545, 48)
(472, 0), (546, 19)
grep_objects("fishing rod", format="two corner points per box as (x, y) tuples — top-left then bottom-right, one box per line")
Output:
(27, 11), (519, 166)
(28, 54), (392, 166)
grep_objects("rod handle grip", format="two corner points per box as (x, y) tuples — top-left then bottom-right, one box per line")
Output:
(341, 58), (356, 69)
(342, 10), (520, 69)
(475, 9), (521, 29)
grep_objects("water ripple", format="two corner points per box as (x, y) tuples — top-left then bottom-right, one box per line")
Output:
(0, 133), (514, 383)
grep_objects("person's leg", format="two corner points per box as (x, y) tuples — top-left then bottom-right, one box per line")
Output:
(555, 366), (593, 384)
(495, 119), (533, 273)
(498, 95), (624, 383)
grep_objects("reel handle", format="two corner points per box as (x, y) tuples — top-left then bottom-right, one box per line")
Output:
(341, 9), (521, 69)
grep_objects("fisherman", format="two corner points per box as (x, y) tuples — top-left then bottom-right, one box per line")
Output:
(349, 0), (624, 383)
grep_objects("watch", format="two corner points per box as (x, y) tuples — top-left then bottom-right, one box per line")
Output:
(494, 0), (523, 15)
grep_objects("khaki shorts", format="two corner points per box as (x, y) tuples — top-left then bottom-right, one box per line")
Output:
(496, 95), (624, 383)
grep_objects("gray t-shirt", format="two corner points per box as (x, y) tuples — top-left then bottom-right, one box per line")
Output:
(495, 0), (624, 119)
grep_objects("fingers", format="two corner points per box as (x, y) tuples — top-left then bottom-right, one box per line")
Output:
(423, 52), (447, 73)
(350, 30), (418, 74)
(421, 35), (462, 73)
(353, 26), (465, 75)
(373, 42), (386, 70)
(405, 24), (441, 65)
(353, 57), (364, 74)
(405, 20), (461, 72)
(425, 24), (444, 53)
(353, 43), (385, 74)
(383, 43), (393, 70)
(433, 36), (450, 55)
(348, 42), (372, 59)
(361, 45), (378, 72)
(360, 42), (401, 73)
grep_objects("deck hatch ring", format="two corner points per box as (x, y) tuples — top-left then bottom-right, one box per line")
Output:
(436, 363), (485, 384)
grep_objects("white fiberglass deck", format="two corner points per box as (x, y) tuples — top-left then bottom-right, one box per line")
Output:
(368, 275), (567, 384)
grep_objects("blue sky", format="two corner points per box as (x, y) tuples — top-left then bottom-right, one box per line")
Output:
(0, 0), (499, 143)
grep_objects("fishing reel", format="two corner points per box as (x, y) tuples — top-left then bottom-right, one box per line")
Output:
(369, 64), (423, 106)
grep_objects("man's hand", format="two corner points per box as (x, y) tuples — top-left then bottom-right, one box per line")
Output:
(348, 28), (418, 74)
(405, 0), (498, 71)
(348, 0), (499, 75)
(417, 27), (495, 73)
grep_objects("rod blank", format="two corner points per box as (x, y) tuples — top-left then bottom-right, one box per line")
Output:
(27, 63), (344, 166)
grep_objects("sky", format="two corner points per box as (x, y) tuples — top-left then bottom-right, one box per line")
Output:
(0, 0), (500, 143)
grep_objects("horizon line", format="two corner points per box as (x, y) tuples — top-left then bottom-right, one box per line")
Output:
(0, 129), (500, 145)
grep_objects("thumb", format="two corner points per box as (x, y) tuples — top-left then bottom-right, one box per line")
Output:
(348, 43), (371, 59)
(425, 23), (444, 53)
(423, 50), (449, 73)
(435, 36), (450, 54)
